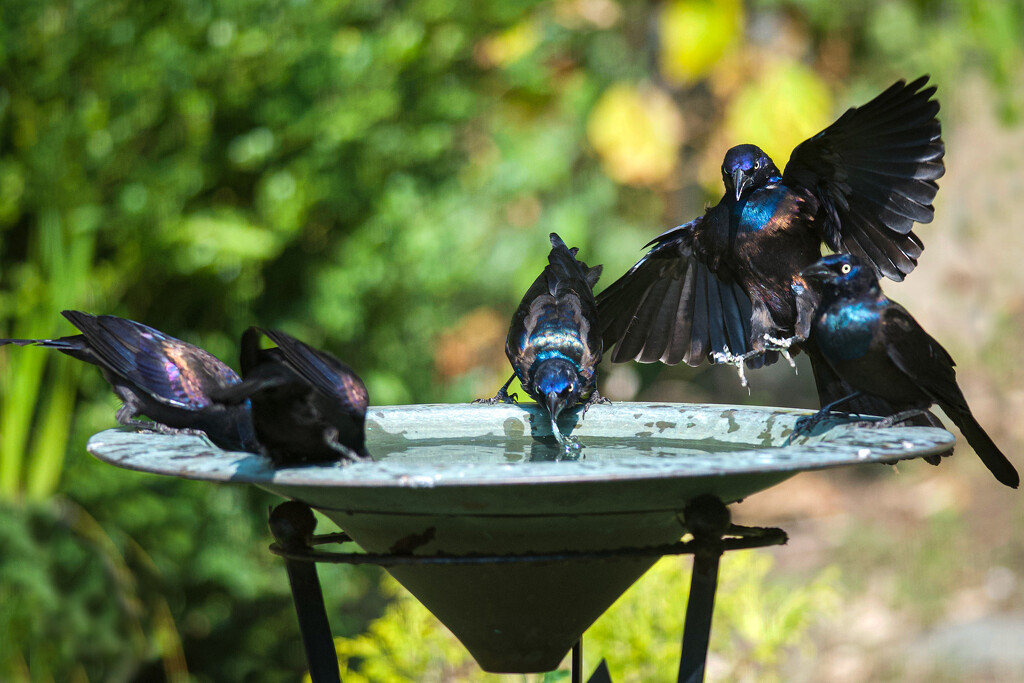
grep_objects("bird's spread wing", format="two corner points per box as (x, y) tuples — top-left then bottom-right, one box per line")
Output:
(596, 217), (753, 365)
(261, 329), (368, 415)
(879, 305), (965, 410)
(782, 76), (944, 281)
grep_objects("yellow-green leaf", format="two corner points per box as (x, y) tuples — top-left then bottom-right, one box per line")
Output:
(723, 60), (833, 169)
(586, 82), (685, 186)
(659, 0), (744, 85)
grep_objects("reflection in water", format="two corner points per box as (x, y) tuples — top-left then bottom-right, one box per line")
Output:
(371, 436), (747, 466)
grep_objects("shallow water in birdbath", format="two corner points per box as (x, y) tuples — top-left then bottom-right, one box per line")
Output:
(88, 401), (955, 673)
(373, 434), (750, 464)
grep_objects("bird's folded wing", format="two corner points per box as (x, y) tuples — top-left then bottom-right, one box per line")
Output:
(596, 218), (753, 365)
(83, 312), (243, 408)
(261, 329), (368, 412)
(802, 340), (940, 428)
(782, 76), (944, 281)
(60, 311), (143, 379)
(880, 306), (965, 410)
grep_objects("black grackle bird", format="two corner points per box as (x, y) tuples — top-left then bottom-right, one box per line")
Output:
(478, 233), (605, 445)
(597, 76), (944, 412)
(794, 254), (1018, 489)
(210, 327), (369, 465)
(0, 310), (258, 452)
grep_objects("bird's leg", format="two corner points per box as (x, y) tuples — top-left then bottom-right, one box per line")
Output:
(115, 403), (140, 426)
(130, 420), (210, 439)
(762, 333), (798, 371)
(580, 388), (611, 420)
(714, 333), (803, 390)
(323, 427), (369, 462)
(711, 345), (763, 391)
(789, 391), (864, 441)
(473, 374), (518, 405)
(117, 405), (207, 438)
(848, 408), (928, 430)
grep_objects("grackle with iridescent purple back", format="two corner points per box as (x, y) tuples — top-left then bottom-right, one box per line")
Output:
(0, 310), (258, 452)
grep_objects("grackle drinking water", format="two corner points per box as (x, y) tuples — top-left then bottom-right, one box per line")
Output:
(478, 233), (606, 445)
(597, 76), (945, 413)
(210, 327), (369, 466)
(0, 310), (258, 452)
(793, 254), (1018, 489)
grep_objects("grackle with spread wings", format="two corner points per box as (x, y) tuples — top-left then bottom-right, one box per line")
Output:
(597, 76), (944, 416)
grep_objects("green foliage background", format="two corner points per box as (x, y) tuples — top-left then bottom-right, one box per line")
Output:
(0, 0), (1021, 680)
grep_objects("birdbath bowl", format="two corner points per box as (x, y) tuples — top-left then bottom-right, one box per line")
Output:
(87, 402), (954, 673)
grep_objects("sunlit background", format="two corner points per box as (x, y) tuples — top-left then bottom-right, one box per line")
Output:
(1, 0), (1022, 680)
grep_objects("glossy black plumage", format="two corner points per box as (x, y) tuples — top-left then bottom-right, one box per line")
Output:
(796, 254), (1018, 489)
(0, 310), (258, 452)
(210, 327), (369, 465)
(598, 77), (944, 395)
(480, 233), (605, 444)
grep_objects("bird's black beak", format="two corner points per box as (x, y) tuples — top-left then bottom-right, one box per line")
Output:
(799, 262), (833, 282)
(546, 392), (567, 444)
(732, 168), (752, 201)
(546, 392), (564, 423)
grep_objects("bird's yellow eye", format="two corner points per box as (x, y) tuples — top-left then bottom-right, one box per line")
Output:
(841, 263), (852, 274)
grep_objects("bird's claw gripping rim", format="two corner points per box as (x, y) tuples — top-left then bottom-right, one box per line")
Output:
(472, 388), (518, 405)
(787, 409), (897, 444)
(787, 410), (832, 442)
(580, 389), (611, 420)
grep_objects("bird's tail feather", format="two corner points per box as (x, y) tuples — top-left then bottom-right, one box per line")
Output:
(546, 232), (596, 292)
(0, 337), (70, 348)
(0, 336), (95, 365)
(944, 405), (1019, 488)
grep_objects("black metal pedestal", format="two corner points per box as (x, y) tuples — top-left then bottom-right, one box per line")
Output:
(269, 504), (342, 683)
(268, 497), (786, 683)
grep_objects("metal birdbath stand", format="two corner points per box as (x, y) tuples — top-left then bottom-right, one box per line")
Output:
(267, 495), (786, 683)
(87, 402), (956, 682)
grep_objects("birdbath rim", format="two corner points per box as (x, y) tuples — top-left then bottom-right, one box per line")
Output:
(86, 401), (955, 490)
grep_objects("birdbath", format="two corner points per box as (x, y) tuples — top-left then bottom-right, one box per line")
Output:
(87, 402), (954, 679)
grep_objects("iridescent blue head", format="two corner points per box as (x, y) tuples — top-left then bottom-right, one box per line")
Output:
(800, 253), (880, 296)
(532, 357), (582, 423)
(722, 144), (781, 201)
